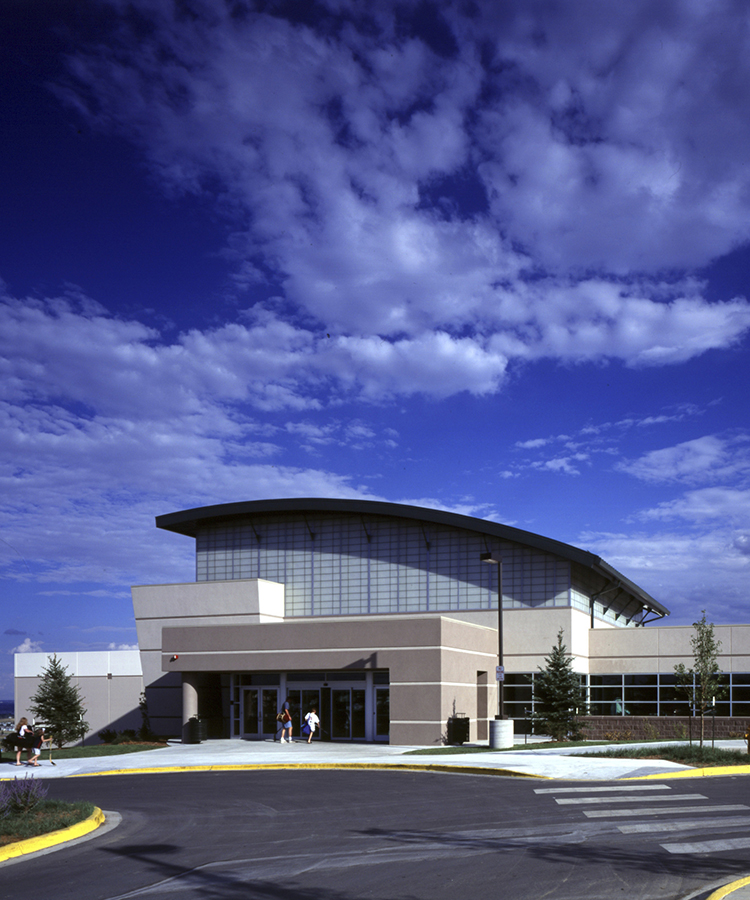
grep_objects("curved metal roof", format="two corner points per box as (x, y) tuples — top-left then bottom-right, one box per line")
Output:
(156, 497), (669, 619)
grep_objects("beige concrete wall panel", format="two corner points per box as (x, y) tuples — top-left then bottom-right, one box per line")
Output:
(505, 608), (580, 658)
(109, 676), (144, 716)
(141, 650), (170, 687)
(14, 680), (35, 722)
(439, 617), (496, 654)
(590, 626), (659, 658)
(132, 579), (285, 620)
(134, 620), (166, 652)
(727, 626), (750, 657)
(163, 616), (446, 657)
(390, 684), (443, 722)
(439, 649), (497, 685)
(389, 721), (443, 746)
(655, 626), (695, 658)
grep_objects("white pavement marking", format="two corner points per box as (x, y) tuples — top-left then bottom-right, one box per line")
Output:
(662, 836), (750, 854)
(534, 785), (671, 794)
(618, 817), (750, 834)
(584, 804), (749, 818)
(555, 793), (706, 805)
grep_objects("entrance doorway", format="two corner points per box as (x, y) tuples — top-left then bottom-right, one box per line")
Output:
(242, 687), (278, 738)
(232, 672), (389, 741)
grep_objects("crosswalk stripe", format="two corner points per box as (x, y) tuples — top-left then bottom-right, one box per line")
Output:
(662, 836), (750, 854)
(555, 793), (706, 805)
(535, 785), (671, 794)
(584, 804), (748, 818)
(618, 816), (750, 834)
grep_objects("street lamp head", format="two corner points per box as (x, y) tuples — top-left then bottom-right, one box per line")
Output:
(480, 552), (501, 564)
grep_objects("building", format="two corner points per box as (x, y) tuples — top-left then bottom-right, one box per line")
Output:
(16, 498), (750, 745)
(14, 650), (143, 738)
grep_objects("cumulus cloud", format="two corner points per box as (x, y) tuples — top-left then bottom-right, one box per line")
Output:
(3, 0), (750, 635)
(618, 435), (750, 484)
(579, 527), (750, 624)
(53, 0), (750, 372)
(11, 638), (43, 654)
(639, 487), (750, 523)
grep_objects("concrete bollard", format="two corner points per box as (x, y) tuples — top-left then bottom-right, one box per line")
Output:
(489, 718), (515, 749)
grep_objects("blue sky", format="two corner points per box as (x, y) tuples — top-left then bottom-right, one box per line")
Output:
(2, 0), (750, 697)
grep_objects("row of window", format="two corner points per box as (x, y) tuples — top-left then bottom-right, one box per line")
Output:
(505, 673), (750, 718)
(195, 514), (643, 626)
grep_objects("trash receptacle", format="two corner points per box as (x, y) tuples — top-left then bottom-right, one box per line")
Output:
(185, 716), (207, 744)
(447, 715), (470, 745)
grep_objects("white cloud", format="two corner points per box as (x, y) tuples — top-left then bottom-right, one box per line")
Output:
(54, 2), (750, 370)
(11, 638), (43, 654)
(639, 487), (750, 523)
(579, 527), (750, 625)
(618, 435), (750, 484)
(107, 643), (138, 650)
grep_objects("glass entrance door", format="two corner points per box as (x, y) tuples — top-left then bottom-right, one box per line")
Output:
(243, 688), (278, 738)
(286, 689), (321, 739)
(331, 688), (366, 739)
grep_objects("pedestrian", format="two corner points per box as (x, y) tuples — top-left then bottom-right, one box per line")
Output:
(303, 707), (320, 744)
(15, 717), (40, 766)
(279, 697), (293, 743)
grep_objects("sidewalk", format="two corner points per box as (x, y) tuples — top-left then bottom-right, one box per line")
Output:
(5, 736), (749, 781)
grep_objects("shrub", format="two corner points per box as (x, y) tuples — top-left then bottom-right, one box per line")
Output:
(98, 729), (117, 743)
(0, 775), (49, 817)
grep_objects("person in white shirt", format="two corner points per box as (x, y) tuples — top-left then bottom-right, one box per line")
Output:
(304, 707), (320, 744)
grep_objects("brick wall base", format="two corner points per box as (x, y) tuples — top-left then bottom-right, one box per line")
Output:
(578, 715), (750, 742)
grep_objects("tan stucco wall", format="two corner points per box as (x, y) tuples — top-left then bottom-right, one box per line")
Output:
(589, 623), (750, 673)
(162, 614), (496, 745)
(452, 607), (594, 672)
(132, 579), (285, 733)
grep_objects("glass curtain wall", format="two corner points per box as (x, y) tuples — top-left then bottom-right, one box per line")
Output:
(506, 672), (748, 719)
(196, 513), (642, 625)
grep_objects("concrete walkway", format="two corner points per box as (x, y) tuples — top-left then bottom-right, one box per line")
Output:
(5, 736), (749, 781)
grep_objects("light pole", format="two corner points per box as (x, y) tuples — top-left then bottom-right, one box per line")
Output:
(480, 551), (504, 720)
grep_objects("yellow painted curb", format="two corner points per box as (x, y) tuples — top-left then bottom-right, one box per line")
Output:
(0, 807), (104, 862)
(68, 762), (546, 780)
(624, 765), (750, 780)
(706, 874), (750, 900)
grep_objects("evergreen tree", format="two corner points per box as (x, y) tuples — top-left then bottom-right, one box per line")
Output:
(674, 611), (727, 747)
(29, 654), (89, 748)
(533, 629), (585, 741)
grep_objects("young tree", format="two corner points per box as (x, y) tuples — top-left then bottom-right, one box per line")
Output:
(674, 611), (727, 748)
(29, 654), (89, 748)
(533, 629), (585, 741)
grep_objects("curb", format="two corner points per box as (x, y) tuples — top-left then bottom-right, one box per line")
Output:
(625, 765), (750, 780)
(706, 875), (750, 900)
(67, 762), (547, 779)
(0, 807), (104, 862)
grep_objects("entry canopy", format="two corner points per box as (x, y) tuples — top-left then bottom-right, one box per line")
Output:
(157, 497), (670, 622)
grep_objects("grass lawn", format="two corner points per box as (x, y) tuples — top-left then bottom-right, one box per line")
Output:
(405, 741), (750, 767)
(0, 800), (95, 847)
(5, 741), (168, 764)
(404, 740), (635, 755)
(574, 744), (750, 767)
